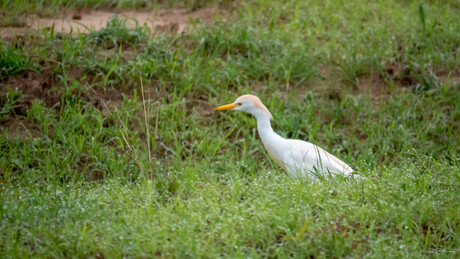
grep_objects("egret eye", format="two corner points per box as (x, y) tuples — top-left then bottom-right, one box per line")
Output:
(235, 103), (242, 107)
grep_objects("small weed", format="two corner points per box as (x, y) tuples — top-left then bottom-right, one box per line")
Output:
(86, 15), (147, 48)
(0, 88), (22, 122)
(0, 45), (30, 81)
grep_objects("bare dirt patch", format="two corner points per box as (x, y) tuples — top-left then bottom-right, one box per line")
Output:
(0, 117), (38, 140)
(0, 70), (58, 140)
(0, 70), (60, 108)
(1, 5), (219, 38)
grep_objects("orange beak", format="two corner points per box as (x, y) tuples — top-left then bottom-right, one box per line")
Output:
(215, 103), (237, 111)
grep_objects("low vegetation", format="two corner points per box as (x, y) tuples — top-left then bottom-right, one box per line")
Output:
(1, 0), (459, 257)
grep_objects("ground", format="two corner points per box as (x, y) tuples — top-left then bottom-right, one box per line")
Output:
(1, 0), (459, 257)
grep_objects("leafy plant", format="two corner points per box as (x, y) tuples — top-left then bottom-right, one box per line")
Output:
(0, 45), (29, 81)
(86, 15), (148, 48)
(0, 88), (22, 122)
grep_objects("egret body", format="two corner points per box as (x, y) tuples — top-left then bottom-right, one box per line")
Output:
(215, 95), (355, 179)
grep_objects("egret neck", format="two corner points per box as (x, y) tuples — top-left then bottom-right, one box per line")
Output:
(252, 109), (287, 170)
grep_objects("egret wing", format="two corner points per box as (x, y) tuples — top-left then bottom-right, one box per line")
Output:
(282, 140), (353, 177)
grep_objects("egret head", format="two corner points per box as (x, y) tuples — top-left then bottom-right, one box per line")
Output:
(215, 94), (273, 119)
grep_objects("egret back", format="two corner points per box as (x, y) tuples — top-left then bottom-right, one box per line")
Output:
(282, 139), (353, 178)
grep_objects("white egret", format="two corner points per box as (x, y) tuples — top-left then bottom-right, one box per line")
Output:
(215, 94), (355, 179)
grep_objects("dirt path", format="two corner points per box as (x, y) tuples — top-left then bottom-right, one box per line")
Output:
(1, 5), (218, 37)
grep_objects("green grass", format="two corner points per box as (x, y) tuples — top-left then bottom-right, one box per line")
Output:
(1, 0), (460, 257)
(0, 44), (30, 81)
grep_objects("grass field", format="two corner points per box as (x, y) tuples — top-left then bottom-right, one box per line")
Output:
(1, 0), (459, 257)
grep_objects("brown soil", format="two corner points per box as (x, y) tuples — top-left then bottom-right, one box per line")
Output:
(1, 5), (219, 38)
(0, 117), (37, 140)
(1, 71), (60, 108)
(0, 69), (57, 139)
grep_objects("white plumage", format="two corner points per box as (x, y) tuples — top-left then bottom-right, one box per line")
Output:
(216, 94), (355, 179)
